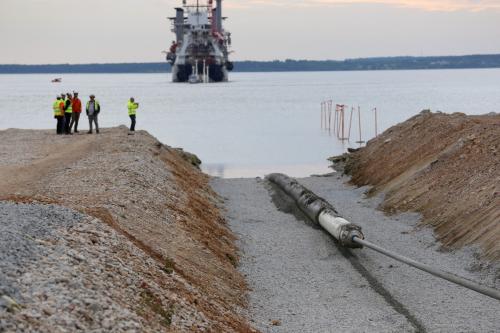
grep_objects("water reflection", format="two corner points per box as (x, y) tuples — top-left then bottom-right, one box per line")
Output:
(1, 70), (499, 179)
(202, 162), (333, 178)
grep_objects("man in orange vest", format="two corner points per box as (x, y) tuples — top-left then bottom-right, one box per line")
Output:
(69, 92), (82, 133)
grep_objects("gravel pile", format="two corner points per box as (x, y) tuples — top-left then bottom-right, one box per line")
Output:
(0, 202), (83, 304)
(340, 111), (500, 260)
(0, 128), (253, 332)
(0, 201), (207, 332)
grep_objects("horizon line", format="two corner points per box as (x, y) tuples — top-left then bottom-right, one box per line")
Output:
(2, 53), (500, 66)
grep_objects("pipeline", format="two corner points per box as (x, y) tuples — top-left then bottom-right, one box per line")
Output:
(266, 173), (500, 301)
(353, 237), (500, 300)
(267, 173), (363, 248)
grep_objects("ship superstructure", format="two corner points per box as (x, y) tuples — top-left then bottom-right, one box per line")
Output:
(166, 0), (233, 83)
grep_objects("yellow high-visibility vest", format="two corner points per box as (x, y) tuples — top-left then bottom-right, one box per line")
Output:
(86, 100), (100, 112)
(53, 99), (62, 116)
(64, 98), (72, 113)
(128, 101), (138, 115)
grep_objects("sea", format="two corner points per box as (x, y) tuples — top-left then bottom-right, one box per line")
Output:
(0, 69), (499, 178)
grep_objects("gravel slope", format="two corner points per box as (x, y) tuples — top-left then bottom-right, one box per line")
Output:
(0, 128), (254, 332)
(212, 175), (500, 333)
(0, 202), (85, 306)
(0, 202), (158, 332)
(341, 111), (500, 260)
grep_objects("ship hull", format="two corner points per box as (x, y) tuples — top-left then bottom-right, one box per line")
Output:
(171, 64), (228, 83)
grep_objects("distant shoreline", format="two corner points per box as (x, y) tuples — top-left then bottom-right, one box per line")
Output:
(1, 54), (500, 74)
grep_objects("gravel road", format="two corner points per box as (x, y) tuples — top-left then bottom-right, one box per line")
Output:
(212, 174), (500, 333)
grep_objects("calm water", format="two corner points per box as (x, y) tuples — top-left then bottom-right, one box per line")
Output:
(0, 70), (499, 177)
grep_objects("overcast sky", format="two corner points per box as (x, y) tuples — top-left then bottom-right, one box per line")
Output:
(1, 0), (499, 64)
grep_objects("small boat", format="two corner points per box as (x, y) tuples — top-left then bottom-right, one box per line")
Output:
(188, 74), (201, 84)
(51, 78), (62, 83)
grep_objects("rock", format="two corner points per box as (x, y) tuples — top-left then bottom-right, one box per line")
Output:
(101, 317), (113, 330)
(173, 148), (202, 168)
(270, 319), (281, 326)
(89, 302), (102, 312)
(328, 155), (345, 163)
(347, 147), (361, 153)
(0, 295), (21, 312)
(42, 305), (55, 316)
(74, 321), (85, 330)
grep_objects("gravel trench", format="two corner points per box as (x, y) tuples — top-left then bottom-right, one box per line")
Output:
(212, 175), (500, 333)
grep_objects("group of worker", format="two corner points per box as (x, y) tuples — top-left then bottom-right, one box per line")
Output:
(52, 93), (139, 135)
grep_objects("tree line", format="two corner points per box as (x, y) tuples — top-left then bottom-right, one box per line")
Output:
(1, 54), (500, 74)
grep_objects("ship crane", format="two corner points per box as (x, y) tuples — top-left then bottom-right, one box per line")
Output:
(166, 0), (233, 83)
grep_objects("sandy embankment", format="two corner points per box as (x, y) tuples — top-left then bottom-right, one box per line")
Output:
(336, 111), (499, 260)
(0, 127), (257, 332)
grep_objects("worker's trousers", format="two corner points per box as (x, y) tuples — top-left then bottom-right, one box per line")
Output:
(69, 112), (81, 132)
(129, 115), (136, 131)
(88, 114), (99, 133)
(64, 112), (72, 134)
(55, 116), (64, 134)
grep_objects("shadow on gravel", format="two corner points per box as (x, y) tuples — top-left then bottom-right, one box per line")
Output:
(265, 181), (320, 230)
(338, 246), (426, 333)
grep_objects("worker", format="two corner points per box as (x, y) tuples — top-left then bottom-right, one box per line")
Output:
(86, 94), (100, 134)
(127, 97), (139, 135)
(64, 93), (73, 134)
(59, 93), (66, 131)
(69, 92), (82, 133)
(53, 96), (64, 134)
(170, 41), (178, 53)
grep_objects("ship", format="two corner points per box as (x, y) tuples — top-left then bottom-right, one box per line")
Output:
(166, 0), (233, 83)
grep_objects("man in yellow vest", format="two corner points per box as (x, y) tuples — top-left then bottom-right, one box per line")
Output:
(64, 93), (73, 135)
(127, 97), (139, 135)
(86, 94), (101, 134)
(53, 96), (65, 134)
(59, 93), (66, 130)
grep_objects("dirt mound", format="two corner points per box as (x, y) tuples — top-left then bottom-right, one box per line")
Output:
(0, 127), (257, 332)
(340, 111), (499, 260)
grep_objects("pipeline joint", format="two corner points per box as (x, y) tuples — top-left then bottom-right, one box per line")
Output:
(318, 210), (364, 248)
(339, 224), (364, 248)
(268, 173), (365, 249)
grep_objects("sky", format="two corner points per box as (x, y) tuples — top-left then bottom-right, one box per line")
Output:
(1, 0), (499, 64)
